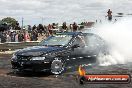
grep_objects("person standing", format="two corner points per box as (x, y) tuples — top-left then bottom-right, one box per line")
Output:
(107, 9), (112, 21)
(72, 22), (78, 32)
(6, 31), (11, 42)
(30, 30), (38, 41)
(24, 31), (30, 42)
(18, 32), (24, 42)
(0, 32), (6, 43)
(62, 22), (68, 32)
(15, 32), (19, 42)
(48, 24), (53, 35)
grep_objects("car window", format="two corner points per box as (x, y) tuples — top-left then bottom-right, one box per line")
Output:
(72, 35), (86, 47)
(85, 35), (104, 46)
(39, 35), (72, 46)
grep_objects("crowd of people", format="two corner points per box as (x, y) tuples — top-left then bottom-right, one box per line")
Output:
(0, 21), (95, 43)
(0, 9), (115, 43)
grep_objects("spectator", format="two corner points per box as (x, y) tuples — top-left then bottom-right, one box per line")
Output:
(69, 24), (73, 32)
(6, 31), (11, 42)
(37, 24), (44, 36)
(10, 31), (16, 42)
(18, 32), (24, 42)
(31, 30), (38, 41)
(28, 25), (32, 33)
(107, 9), (112, 21)
(44, 25), (50, 37)
(52, 23), (56, 29)
(0, 32), (6, 43)
(32, 25), (37, 30)
(62, 22), (68, 32)
(15, 32), (19, 42)
(72, 22), (78, 32)
(24, 31), (30, 42)
(48, 24), (53, 35)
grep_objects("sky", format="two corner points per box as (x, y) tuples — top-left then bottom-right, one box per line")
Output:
(0, 0), (132, 26)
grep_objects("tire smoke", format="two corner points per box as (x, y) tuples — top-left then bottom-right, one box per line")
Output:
(90, 18), (132, 66)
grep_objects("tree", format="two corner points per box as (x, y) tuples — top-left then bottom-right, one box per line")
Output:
(0, 20), (9, 31)
(1, 17), (20, 30)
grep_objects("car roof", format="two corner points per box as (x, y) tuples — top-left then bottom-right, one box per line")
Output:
(55, 32), (95, 36)
(55, 32), (82, 35)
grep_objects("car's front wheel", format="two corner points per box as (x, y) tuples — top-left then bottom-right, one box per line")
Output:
(51, 58), (65, 75)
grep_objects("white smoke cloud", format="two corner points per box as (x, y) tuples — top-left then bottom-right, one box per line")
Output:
(93, 17), (132, 66)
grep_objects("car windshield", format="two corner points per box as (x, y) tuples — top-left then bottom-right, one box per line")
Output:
(39, 34), (72, 46)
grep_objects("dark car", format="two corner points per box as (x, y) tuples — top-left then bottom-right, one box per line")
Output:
(11, 32), (108, 75)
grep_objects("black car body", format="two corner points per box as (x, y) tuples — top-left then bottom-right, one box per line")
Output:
(11, 32), (107, 75)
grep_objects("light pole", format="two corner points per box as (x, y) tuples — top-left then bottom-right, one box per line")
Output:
(22, 17), (24, 29)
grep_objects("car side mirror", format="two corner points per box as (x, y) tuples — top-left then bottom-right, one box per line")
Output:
(72, 44), (80, 49)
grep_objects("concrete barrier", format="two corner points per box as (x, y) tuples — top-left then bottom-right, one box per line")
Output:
(0, 41), (40, 51)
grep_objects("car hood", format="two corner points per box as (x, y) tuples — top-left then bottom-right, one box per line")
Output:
(15, 46), (66, 56)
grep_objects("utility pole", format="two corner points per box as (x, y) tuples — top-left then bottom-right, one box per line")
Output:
(22, 17), (24, 29)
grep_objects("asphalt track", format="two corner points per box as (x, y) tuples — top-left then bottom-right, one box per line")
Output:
(0, 54), (132, 88)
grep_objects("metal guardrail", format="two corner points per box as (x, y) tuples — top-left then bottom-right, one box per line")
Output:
(0, 41), (40, 51)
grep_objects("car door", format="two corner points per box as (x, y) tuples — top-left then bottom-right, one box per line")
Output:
(84, 34), (104, 57)
(68, 35), (86, 66)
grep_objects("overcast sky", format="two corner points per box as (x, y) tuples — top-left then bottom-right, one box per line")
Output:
(0, 0), (132, 25)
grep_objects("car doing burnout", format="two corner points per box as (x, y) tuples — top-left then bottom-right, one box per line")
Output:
(11, 32), (107, 75)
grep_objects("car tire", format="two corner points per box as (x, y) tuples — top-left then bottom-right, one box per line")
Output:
(51, 58), (65, 75)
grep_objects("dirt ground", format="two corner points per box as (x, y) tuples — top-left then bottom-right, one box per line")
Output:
(0, 54), (80, 88)
(0, 54), (132, 88)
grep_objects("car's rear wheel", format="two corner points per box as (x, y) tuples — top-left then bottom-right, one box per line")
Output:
(51, 58), (65, 75)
